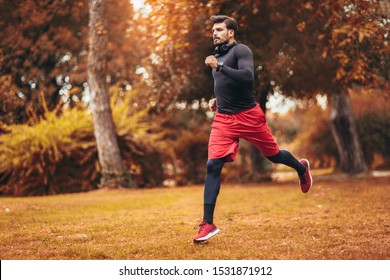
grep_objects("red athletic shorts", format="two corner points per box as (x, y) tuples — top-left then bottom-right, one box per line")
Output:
(208, 104), (280, 162)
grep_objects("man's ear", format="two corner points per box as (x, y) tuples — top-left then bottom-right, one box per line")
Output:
(228, 29), (234, 38)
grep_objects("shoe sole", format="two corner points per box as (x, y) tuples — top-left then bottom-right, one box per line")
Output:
(193, 228), (220, 244)
(301, 159), (313, 193)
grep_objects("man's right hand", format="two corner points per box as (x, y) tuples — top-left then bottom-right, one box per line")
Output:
(209, 98), (217, 112)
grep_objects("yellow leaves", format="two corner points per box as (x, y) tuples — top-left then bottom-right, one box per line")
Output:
(0, 108), (93, 172)
(0, 105), (101, 195)
(109, 87), (163, 144)
(39, 91), (49, 114)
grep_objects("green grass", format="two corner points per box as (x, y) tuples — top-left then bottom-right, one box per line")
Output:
(0, 176), (389, 260)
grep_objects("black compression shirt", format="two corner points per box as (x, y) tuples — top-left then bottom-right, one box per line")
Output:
(212, 43), (257, 114)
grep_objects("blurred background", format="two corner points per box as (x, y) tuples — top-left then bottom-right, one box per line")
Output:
(0, 0), (389, 196)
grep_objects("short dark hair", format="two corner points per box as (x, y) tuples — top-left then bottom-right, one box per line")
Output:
(210, 15), (238, 35)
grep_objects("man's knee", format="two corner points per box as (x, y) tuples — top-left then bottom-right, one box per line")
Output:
(206, 158), (225, 174)
(267, 150), (293, 164)
(267, 153), (280, 163)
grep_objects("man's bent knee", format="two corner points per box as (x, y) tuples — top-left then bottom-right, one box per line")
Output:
(206, 158), (225, 174)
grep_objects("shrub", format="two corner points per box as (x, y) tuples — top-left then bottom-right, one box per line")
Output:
(352, 91), (390, 168)
(290, 90), (389, 169)
(290, 105), (338, 168)
(0, 108), (98, 196)
(0, 90), (165, 196)
(174, 130), (209, 185)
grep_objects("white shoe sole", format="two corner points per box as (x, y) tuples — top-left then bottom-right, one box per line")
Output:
(194, 228), (220, 243)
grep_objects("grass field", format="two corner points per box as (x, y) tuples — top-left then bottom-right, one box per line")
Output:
(0, 175), (389, 260)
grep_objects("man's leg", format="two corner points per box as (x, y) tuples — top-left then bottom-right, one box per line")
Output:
(194, 110), (239, 243)
(203, 157), (226, 223)
(238, 106), (312, 192)
(267, 150), (313, 193)
(240, 109), (313, 193)
(193, 157), (225, 243)
(267, 150), (305, 174)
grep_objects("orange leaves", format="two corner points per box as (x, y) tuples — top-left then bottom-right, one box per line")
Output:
(331, 21), (379, 48)
(304, 1), (313, 10)
(334, 53), (370, 84)
(358, 21), (380, 43)
(335, 68), (346, 82)
(296, 21), (306, 32)
(350, 59), (368, 82)
(321, 47), (328, 59)
(132, 0), (214, 110)
(333, 51), (349, 67)
(321, 1), (386, 87)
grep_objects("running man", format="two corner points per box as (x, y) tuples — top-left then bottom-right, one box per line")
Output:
(193, 15), (313, 244)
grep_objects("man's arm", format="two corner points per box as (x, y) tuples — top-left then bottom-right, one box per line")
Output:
(220, 44), (254, 83)
(208, 98), (217, 111)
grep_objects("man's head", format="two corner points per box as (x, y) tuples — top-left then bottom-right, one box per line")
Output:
(210, 15), (238, 46)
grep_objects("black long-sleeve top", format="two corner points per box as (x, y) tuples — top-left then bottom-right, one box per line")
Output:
(212, 43), (257, 114)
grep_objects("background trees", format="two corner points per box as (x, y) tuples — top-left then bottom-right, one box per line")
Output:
(0, 0), (388, 196)
(0, 0), (142, 124)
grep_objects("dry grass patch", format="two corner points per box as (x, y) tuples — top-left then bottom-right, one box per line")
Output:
(0, 176), (389, 260)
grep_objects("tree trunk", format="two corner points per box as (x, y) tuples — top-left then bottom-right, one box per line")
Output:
(88, 0), (137, 188)
(329, 92), (368, 174)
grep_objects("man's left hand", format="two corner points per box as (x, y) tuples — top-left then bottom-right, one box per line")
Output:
(205, 55), (218, 69)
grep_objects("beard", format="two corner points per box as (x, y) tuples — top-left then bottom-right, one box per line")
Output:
(213, 34), (229, 46)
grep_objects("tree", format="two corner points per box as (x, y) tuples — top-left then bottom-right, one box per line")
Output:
(88, 0), (136, 188)
(290, 0), (388, 173)
(0, 0), (142, 124)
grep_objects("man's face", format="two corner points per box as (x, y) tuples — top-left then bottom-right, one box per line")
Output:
(212, 22), (233, 45)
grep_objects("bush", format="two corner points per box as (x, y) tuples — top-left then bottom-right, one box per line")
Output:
(0, 90), (165, 196)
(290, 90), (389, 169)
(174, 130), (209, 185)
(0, 108), (98, 196)
(352, 91), (390, 168)
(290, 105), (338, 168)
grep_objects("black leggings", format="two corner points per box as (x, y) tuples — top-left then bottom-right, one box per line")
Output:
(203, 150), (305, 223)
(267, 150), (306, 175)
(203, 158), (226, 205)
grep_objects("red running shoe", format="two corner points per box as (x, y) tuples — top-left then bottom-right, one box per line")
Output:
(299, 159), (313, 193)
(193, 221), (220, 243)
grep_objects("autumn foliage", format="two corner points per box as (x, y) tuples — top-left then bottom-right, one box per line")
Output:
(0, 105), (98, 196)
(0, 0), (389, 195)
(0, 91), (164, 196)
(282, 90), (390, 169)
